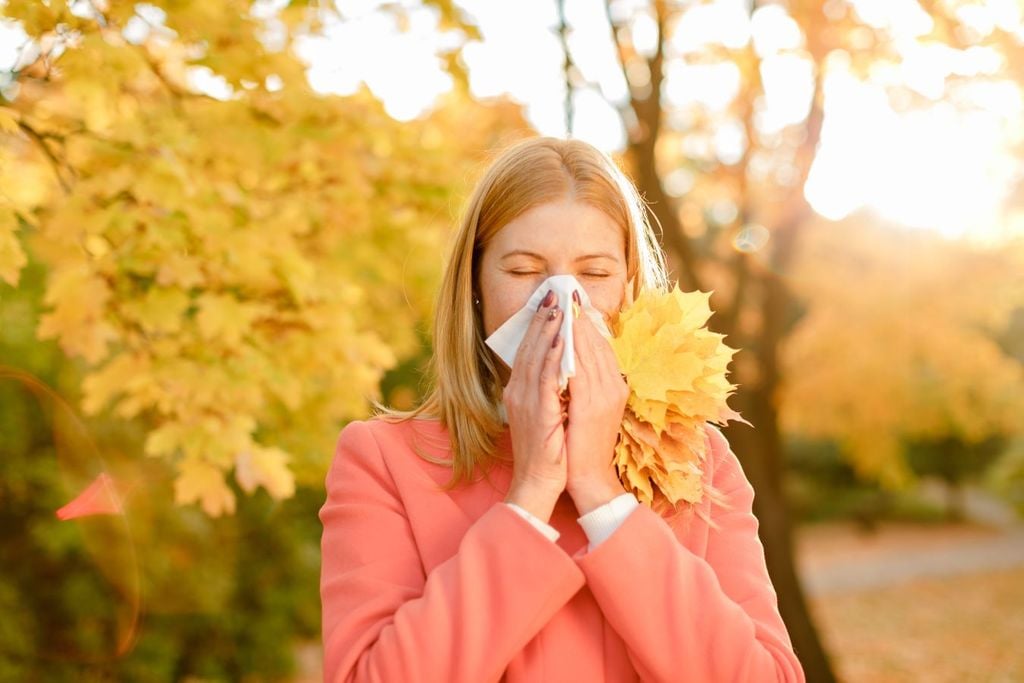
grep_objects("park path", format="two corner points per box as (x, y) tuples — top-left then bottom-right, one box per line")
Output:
(795, 482), (1024, 596)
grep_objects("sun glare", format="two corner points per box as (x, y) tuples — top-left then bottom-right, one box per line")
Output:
(290, 0), (1024, 242)
(1, 0), (1019, 243)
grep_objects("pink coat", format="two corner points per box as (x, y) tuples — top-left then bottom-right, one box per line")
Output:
(319, 417), (806, 682)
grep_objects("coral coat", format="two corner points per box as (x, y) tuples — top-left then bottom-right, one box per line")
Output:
(319, 417), (806, 683)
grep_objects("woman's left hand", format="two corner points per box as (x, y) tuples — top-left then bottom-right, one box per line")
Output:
(564, 299), (630, 516)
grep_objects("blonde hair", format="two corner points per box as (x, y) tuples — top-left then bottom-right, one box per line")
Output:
(371, 135), (728, 523)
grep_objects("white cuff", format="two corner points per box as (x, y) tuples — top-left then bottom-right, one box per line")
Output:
(505, 502), (560, 543)
(577, 492), (640, 551)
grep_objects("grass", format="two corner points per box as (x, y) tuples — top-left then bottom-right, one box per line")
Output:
(808, 566), (1024, 682)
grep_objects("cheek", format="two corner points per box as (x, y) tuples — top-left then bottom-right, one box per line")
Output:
(582, 278), (627, 321)
(483, 285), (537, 335)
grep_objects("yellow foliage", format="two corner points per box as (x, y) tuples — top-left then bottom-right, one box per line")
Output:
(0, 107), (19, 134)
(195, 293), (267, 348)
(122, 287), (191, 334)
(0, 206), (27, 286)
(36, 263), (118, 363)
(1, 0), (529, 515)
(235, 445), (296, 501)
(780, 218), (1024, 487)
(610, 284), (749, 510)
(174, 456), (237, 517)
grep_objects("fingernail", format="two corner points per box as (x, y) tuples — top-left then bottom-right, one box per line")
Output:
(572, 290), (581, 305)
(552, 332), (560, 348)
(538, 289), (554, 310)
(547, 306), (560, 321)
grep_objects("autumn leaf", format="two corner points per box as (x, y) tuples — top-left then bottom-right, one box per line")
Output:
(196, 293), (266, 349)
(122, 286), (191, 334)
(610, 284), (750, 510)
(0, 107), (20, 134)
(36, 264), (118, 363)
(0, 0), (532, 518)
(234, 445), (295, 500)
(81, 351), (152, 416)
(0, 206), (27, 286)
(173, 456), (236, 517)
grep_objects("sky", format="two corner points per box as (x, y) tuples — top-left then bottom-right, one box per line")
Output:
(291, 0), (1023, 244)
(1, 0), (1022, 243)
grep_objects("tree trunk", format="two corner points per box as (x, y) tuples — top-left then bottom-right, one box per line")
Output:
(723, 274), (836, 683)
(594, 3), (838, 678)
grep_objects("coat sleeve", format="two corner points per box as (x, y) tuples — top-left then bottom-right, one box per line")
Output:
(319, 419), (586, 683)
(571, 424), (806, 682)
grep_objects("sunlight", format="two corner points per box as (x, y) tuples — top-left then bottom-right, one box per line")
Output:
(669, 0), (751, 53)
(294, 6), (453, 121)
(758, 53), (815, 133)
(2, 0), (1016, 242)
(750, 5), (803, 58)
(0, 15), (29, 73)
(846, 0), (933, 38)
(805, 60), (1020, 242)
(663, 60), (743, 112)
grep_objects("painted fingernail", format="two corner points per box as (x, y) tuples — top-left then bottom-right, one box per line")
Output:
(552, 332), (560, 347)
(538, 289), (555, 310)
(572, 290), (581, 305)
(547, 306), (560, 321)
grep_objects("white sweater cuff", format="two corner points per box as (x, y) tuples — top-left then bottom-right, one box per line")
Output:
(577, 492), (640, 550)
(505, 502), (561, 542)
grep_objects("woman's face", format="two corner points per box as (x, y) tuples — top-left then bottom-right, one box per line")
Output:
(476, 198), (629, 379)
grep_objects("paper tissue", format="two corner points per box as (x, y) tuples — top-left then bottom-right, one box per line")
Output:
(484, 274), (611, 391)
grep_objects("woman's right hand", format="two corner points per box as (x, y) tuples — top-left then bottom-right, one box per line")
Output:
(502, 289), (568, 520)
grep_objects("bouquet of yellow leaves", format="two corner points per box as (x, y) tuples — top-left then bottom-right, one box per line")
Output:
(607, 284), (750, 513)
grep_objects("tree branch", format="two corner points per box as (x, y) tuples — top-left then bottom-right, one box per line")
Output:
(556, 0), (574, 136)
(16, 120), (73, 194)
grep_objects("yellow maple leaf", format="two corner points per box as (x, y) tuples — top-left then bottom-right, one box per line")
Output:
(122, 286), (190, 334)
(234, 445), (296, 500)
(37, 264), (117, 363)
(0, 206), (27, 286)
(81, 351), (152, 415)
(610, 284), (750, 510)
(173, 456), (236, 517)
(196, 293), (266, 349)
(0, 107), (19, 134)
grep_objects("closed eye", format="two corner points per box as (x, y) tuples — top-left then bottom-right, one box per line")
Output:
(508, 271), (609, 277)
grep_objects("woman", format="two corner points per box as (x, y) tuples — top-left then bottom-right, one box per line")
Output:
(319, 136), (805, 682)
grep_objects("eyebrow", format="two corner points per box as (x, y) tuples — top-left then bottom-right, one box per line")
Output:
(499, 249), (620, 262)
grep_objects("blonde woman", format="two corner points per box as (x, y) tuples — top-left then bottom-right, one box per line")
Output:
(319, 136), (805, 682)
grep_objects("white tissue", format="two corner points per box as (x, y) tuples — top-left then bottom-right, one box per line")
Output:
(484, 274), (611, 391)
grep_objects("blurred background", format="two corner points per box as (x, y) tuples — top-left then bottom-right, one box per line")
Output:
(1, 0), (1023, 681)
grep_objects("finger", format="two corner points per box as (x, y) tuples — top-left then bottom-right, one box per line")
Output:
(581, 315), (620, 386)
(510, 292), (559, 379)
(580, 314), (622, 392)
(571, 314), (597, 383)
(524, 303), (563, 389)
(539, 324), (564, 394)
(566, 333), (590, 413)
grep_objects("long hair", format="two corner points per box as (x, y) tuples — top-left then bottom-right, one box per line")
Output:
(371, 135), (696, 500)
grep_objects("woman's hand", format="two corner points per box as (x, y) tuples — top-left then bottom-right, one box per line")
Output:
(502, 290), (569, 522)
(565, 297), (630, 516)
